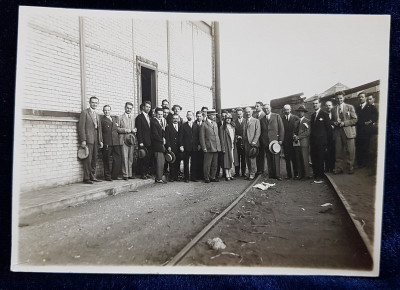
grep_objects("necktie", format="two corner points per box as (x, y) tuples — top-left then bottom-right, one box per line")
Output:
(92, 111), (97, 128)
(174, 124), (178, 131)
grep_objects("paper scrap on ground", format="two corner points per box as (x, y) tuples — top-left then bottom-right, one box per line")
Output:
(207, 237), (226, 250)
(253, 182), (276, 190)
(320, 203), (333, 207)
(314, 180), (324, 184)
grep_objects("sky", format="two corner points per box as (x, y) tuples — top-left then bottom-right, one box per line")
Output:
(218, 14), (390, 108)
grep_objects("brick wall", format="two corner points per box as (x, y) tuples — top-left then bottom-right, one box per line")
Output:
(20, 15), (214, 192)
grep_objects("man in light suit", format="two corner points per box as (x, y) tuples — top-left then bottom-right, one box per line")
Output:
(199, 110), (222, 183)
(310, 98), (331, 181)
(78, 96), (103, 184)
(100, 105), (122, 181)
(260, 104), (284, 181)
(243, 107), (261, 180)
(117, 102), (137, 180)
(253, 101), (266, 175)
(332, 91), (358, 174)
(293, 105), (311, 180)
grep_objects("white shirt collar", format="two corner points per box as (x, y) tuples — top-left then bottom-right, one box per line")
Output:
(300, 116), (304, 122)
(89, 107), (96, 114)
(361, 102), (366, 109)
(125, 112), (131, 118)
(208, 118), (213, 124)
(315, 109), (320, 114)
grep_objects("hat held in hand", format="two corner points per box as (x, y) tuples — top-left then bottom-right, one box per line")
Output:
(77, 146), (89, 160)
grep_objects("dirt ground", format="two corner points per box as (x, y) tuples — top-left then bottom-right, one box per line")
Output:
(180, 175), (373, 270)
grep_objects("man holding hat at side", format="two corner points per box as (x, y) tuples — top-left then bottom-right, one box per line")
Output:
(260, 103), (284, 181)
(117, 102), (137, 180)
(294, 105), (311, 180)
(199, 110), (222, 183)
(151, 107), (167, 183)
(78, 96), (103, 184)
(243, 107), (261, 180)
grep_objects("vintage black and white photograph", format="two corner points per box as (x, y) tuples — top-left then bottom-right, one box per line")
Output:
(11, 7), (389, 275)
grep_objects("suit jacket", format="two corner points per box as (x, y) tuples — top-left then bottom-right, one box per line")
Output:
(167, 114), (183, 125)
(282, 114), (300, 147)
(331, 103), (358, 139)
(179, 121), (200, 152)
(243, 117), (261, 147)
(78, 108), (103, 144)
(253, 111), (266, 120)
(100, 115), (120, 146)
(117, 114), (136, 145)
(234, 118), (245, 138)
(356, 104), (378, 138)
(296, 117), (310, 147)
(150, 118), (166, 153)
(199, 120), (222, 152)
(310, 110), (331, 146)
(135, 113), (151, 147)
(165, 123), (181, 153)
(260, 113), (284, 148)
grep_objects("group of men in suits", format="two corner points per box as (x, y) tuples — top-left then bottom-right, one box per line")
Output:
(78, 91), (378, 185)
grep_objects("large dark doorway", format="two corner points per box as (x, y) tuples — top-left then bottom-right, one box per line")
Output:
(140, 66), (157, 108)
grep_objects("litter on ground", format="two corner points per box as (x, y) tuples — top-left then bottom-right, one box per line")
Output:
(253, 182), (276, 190)
(207, 237), (226, 250)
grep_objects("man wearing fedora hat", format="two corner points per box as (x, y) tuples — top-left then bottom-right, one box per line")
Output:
(260, 103), (284, 181)
(117, 102), (137, 180)
(151, 107), (167, 183)
(243, 107), (261, 180)
(294, 105), (311, 180)
(170, 105), (184, 125)
(101, 105), (122, 181)
(199, 110), (222, 183)
(78, 96), (103, 184)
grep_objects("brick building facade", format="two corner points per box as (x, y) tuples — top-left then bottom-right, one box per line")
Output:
(18, 12), (216, 192)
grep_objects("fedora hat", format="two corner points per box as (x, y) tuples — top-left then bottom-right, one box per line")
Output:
(138, 147), (148, 159)
(164, 151), (176, 164)
(124, 134), (136, 146)
(248, 146), (259, 158)
(77, 146), (89, 160)
(295, 105), (308, 112)
(269, 140), (281, 155)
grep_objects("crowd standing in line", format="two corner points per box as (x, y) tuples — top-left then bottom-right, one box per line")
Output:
(78, 91), (378, 185)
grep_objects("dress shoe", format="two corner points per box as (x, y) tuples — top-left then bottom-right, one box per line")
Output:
(204, 179), (210, 183)
(210, 178), (219, 182)
(141, 175), (148, 180)
(244, 176), (250, 180)
(112, 177), (123, 180)
(123, 177), (129, 181)
(333, 169), (343, 175)
(105, 178), (112, 181)
(230, 177), (235, 181)
(190, 178), (198, 182)
(128, 176), (135, 179)
(276, 177), (282, 181)
(146, 174), (153, 179)
(155, 179), (167, 184)
(168, 178), (175, 182)
(225, 177), (230, 181)
(83, 180), (93, 184)
(91, 178), (102, 182)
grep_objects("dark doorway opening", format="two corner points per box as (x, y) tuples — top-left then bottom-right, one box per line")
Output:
(140, 66), (157, 108)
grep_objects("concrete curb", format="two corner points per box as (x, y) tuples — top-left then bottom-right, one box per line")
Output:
(325, 173), (373, 258)
(19, 179), (154, 219)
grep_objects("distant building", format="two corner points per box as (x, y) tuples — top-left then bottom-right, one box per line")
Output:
(18, 13), (218, 192)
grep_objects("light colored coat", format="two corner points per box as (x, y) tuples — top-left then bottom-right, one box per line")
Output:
(117, 114), (136, 145)
(243, 117), (261, 147)
(332, 103), (358, 139)
(199, 120), (222, 152)
(297, 117), (310, 147)
(78, 108), (103, 144)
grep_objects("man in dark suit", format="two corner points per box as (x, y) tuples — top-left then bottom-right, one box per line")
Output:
(151, 107), (167, 184)
(199, 110), (222, 183)
(194, 111), (204, 179)
(260, 103), (284, 180)
(310, 98), (331, 181)
(282, 104), (300, 179)
(293, 105), (311, 180)
(100, 105), (122, 181)
(166, 114), (181, 182)
(135, 101), (152, 179)
(324, 101), (335, 172)
(253, 101), (266, 175)
(78, 96), (103, 184)
(179, 111), (200, 182)
(234, 107), (246, 176)
(355, 92), (378, 168)
(201, 106), (208, 123)
(217, 110), (228, 177)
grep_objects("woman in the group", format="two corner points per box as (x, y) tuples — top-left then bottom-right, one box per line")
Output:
(219, 113), (238, 181)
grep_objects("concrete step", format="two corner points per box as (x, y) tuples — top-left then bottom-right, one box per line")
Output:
(19, 178), (154, 219)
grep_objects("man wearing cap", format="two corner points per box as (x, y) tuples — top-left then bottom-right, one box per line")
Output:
(199, 110), (222, 183)
(135, 101), (152, 179)
(170, 105), (183, 125)
(101, 105), (122, 181)
(179, 111), (200, 182)
(310, 98), (331, 181)
(260, 103), (284, 181)
(243, 107), (261, 180)
(324, 101), (335, 173)
(151, 107), (167, 184)
(331, 91), (358, 174)
(166, 114), (181, 182)
(253, 101), (266, 175)
(282, 104), (300, 179)
(78, 96), (103, 184)
(294, 105), (311, 179)
(234, 107), (246, 177)
(117, 102), (137, 180)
